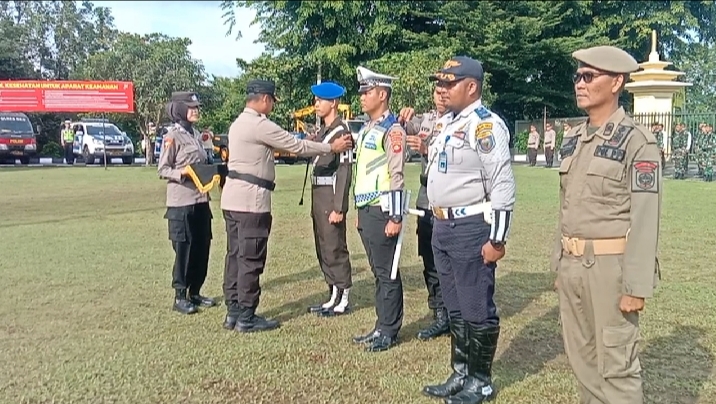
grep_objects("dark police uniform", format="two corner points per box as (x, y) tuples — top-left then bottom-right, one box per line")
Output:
(351, 66), (407, 352)
(305, 81), (355, 317)
(422, 58), (516, 404)
(221, 80), (336, 333)
(158, 91), (218, 315)
(407, 110), (450, 340)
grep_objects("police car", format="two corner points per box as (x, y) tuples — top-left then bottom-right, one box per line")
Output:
(0, 112), (37, 164)
(71, 118), (134, 164)
(154, 125), (215, 163)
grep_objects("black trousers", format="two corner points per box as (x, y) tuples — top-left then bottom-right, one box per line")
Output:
(223, 210), (272, 310)
(417, 208), (443, 310)
(311, 186), (352, 289)
(63, 143), (74, 164)
(432, 214), (499, 326)
(527, 148), (538, 166)
(544, 147), (554, 167)
(164, 203), (212, 295)
(357, 205), (404, 337)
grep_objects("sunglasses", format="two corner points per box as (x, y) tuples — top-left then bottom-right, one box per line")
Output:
(572, 72), (611, 84)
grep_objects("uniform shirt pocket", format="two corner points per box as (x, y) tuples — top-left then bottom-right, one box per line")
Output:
(584, 160), (626, 201)
(600, 323), (642, 378)
(446, 136), (466, 164)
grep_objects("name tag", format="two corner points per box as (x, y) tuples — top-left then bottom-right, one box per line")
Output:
(438, 151), (448, 173)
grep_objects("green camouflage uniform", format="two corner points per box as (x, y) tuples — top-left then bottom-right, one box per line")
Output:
(671, 129), (690, 179)
(695, 132), (705, 176)
(654, 130), (666, 167)
(703, 130), (715, 182)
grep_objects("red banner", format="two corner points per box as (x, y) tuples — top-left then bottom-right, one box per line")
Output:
(0, 80), (134, 113)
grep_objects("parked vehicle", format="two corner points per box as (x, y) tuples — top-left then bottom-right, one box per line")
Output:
(0, 112), (37, 164)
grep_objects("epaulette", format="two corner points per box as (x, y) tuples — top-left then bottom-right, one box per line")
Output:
(474, 106), (492, 120)
(378, 114), (398, 130)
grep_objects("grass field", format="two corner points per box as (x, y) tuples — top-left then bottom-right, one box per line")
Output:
(1, 164), (715, 404)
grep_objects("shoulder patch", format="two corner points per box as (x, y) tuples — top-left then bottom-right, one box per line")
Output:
(389, 129), (403, 154)
(474, 123), (495, 153)
(631, 160), (659, 193)
(474, 106), (492, 120)
(163, 136), (174, 147)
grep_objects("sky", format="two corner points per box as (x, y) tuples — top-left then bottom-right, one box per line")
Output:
(98, 1), (266, 77)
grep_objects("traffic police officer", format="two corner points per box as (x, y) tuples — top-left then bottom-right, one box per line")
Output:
(221, 79), (353, 333)
(421, 57), (516, 404)
(400, 85), (450, 341)
(158, 91), (218, 315)
(305, 81), (355, 317)
(61, 120), (75, 165)
(351, 66), (408, 352)
(553, 46), (662, 404)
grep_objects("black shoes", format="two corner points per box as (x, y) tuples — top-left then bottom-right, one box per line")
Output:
(352, 329), (398, 352)
(423, 320), (500, 404)
(173, 289), (198, 315)
(233, 306), (280, 333)
(417, 307), (450, 341)
(190, 294), (218, 307)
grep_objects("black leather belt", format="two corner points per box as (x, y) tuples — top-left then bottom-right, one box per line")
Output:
(419, 174), (427, 187)
(227, 170), (276, 191)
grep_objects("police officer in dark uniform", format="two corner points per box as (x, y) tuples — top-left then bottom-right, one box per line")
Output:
(421, 58), (516, 404)
(221, 79), (353, 333)
(158, 91), (218, 315)
(305, 81), (355, 317)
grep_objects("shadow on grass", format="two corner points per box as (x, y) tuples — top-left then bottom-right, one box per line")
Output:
(0, 205), (163, 229)
(262, 259), (367, 292)
(642, 325), (713, 404)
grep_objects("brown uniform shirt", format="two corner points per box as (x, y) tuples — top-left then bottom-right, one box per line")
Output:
(221, 107), (332, 213)
(551, 107), (662, 298)
(312, 118), (353, 213)
(528, 130), (540, 149)
(544, 129), (556, 149)
(157, 124), (210, 207)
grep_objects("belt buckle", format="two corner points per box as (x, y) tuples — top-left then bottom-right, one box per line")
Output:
(432, 206), (445, 220)
(563, 237), (579, 256)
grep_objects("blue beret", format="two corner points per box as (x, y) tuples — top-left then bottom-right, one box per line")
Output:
(310, 81), (346, 100)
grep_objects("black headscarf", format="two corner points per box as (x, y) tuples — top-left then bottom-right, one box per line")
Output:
(165, 101), (194, 134)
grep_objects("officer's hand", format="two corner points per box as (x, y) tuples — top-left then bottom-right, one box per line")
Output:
(481, 242), (505, 264)
(180, 166), (191, 176)
(385, 221), (401, 237)
(398, 107), (415, 124)
(355, 216), (359, 228)
(553, 277), (559, 292)
(330, 135), (353, 153)
(328, 211), (344, 224)
(619, 295), (645, 313)
(406, 135), (427, 154)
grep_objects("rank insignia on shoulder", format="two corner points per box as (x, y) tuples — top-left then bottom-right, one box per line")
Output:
(631, 160), (659, 193)
(474, 125), (495, 153)
(474, 106), (492, 119)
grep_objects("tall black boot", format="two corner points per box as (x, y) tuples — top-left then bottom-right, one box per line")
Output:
(444, 324), (499, 404)
(235, 306), (280, 333)
(173, 289), (198, 315)
(417, 307), (450, 340)
(422, 317), (469, 398)
(223, 300), (240, 330)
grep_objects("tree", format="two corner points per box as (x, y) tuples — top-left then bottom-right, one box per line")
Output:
(673, 42), (716, 113)
(75, 33), (206, 164)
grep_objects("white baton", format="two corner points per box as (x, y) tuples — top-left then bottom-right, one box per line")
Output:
(390, 190), (425, 280)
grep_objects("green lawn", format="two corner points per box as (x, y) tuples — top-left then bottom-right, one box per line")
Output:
(0, 164), (714, 404)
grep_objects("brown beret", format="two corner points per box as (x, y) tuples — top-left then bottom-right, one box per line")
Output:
(572, 46), (639, 74)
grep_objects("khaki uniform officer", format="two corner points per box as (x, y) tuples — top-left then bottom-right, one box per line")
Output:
(220, 79), (353, 333)
(553, 46), (662, 404)
(158, 91), (218, 315)
(305, 81), (355, 317)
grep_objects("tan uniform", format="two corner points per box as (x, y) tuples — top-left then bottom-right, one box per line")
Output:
(527, 130), (540, 166)
(221, 107), (333, 311)
(158, 124), (210, 207)
(544, 129), (556, 167)
(551, 107), (661, 404)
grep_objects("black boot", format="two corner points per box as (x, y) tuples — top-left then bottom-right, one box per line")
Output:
(444, 324), (499, 404)
(422, 317), (469, 398)
(173, 289), (198, 315)
(223, 300), (240, 330)
(308, 285), (337, 314)
(235, 306), (280, 333)
(417, 307), (450, 340)
(190, 292), (218, 308)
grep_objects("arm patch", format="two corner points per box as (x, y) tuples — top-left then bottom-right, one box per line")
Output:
(389, 129), (403, 154)
(474, 122), (495, 153)
(631, 160), (659, 193)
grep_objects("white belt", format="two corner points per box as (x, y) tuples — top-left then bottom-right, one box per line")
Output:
(311, 176), (334, 186)
(430, 202), (492, 223)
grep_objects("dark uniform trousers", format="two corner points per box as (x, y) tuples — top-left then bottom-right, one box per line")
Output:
(357, 205), (404, 337)
(527, 148), (538, 166)
(417, 208), (442, 310)
(545, 147), (555, 167)
(64, 144), (74, 164)
(311, 185), (352, 290)
(222, 210), (272, 312)
(165, 202), (212, 295)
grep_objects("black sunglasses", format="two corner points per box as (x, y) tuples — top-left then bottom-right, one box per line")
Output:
(572, 72), (611, 84)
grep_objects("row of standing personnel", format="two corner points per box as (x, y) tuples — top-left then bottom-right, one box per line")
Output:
(157, 45), (662, 404)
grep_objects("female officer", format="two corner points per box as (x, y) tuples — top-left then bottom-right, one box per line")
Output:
(158, 91), (217, 315)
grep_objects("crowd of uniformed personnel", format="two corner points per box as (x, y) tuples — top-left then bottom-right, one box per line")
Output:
(156, 45), (663, 404)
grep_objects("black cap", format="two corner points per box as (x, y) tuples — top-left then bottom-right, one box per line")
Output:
(170, 91), (201, 107)
(429, 56), (484, 83)
(247, 79), (280, 101)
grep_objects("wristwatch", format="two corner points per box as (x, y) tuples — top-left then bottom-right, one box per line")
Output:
(389, 215), (403, 224)
(490, 241), (505, 250)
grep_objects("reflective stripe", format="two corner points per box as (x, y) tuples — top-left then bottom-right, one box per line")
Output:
(311, 176), (334, 186)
